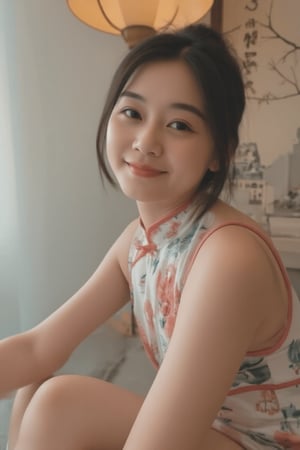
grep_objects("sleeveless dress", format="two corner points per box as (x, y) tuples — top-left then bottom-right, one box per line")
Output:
(128, 199), (300, 449)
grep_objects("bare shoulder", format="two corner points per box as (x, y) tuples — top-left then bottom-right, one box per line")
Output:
(188, 215), (288, 349)
(204, 199), (283, 288)
(200, 219), (271, 269)
(195, 221), (277, 302)
(184, 224), (271, 324)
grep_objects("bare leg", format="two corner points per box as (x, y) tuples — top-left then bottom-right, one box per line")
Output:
(14, 374), (144, 450)
(10, 376), (242, 450)
(8, 377), (52, 450)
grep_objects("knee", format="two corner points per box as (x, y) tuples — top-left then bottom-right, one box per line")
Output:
(14, 376), (90, 449)
(22, 374), (78, 423)
(31, 375), (77, 411)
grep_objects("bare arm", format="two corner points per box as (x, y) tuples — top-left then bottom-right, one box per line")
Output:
(124, 226), (286, 450)
(0, 220), (138, 397)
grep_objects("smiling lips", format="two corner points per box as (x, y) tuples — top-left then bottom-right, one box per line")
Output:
(126, 162), (165, 178)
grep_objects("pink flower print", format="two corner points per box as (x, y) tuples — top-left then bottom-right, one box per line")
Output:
(166, 221), (180, 238)
(157, 265), (181, 338)
(160, 300), (171, 316)
(157, 264), (180, 304)
(274, 431), (300, 449)
(256, 390), (280, 416)
(144, 299), (155, 333)
(164, 313), (177, 339)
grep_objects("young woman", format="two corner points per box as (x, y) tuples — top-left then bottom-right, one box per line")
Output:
(1, 23), (300, 450)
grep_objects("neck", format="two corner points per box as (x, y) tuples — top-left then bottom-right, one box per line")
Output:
(136, 197), (195, 230)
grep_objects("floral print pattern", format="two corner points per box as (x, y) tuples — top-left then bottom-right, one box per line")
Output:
(128, 200), (300, 448)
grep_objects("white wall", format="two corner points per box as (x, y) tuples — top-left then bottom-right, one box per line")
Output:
(0, 1), (140, 444)
(0, 0), (137, 336)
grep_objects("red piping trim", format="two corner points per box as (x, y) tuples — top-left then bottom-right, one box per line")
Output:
(139, 198), (194, 242)
(228, 377), (300, 396)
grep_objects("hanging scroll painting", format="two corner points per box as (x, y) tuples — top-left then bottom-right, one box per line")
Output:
(222, 0), (300, 267)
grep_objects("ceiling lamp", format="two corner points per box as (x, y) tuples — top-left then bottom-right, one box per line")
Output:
(67, 0), (215, 48)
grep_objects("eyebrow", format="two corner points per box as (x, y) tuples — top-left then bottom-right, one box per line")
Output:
(120, 90), (207, 121)
(170, 102), (207, 121)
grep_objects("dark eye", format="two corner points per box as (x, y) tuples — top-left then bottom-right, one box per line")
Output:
(169, 121), (192, 132)
(122, 108), (141, 120)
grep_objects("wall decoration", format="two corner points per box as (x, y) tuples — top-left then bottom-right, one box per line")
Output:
(222, 0), (300, 268)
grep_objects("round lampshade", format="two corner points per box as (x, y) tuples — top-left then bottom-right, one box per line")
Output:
(67, 0), (215, 46)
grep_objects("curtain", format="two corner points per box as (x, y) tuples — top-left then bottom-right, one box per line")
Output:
(0, 1), (21, 338)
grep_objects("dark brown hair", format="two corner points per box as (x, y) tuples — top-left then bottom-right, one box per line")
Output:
(96, 23), (245, 216)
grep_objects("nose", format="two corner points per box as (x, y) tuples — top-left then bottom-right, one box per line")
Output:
(132, 123), (162, 157)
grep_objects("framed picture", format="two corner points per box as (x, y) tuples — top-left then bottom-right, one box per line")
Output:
(221, 0), (300, 269)
(210, 0), (223, 32)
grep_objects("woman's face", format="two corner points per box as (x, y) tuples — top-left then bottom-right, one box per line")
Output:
(106, 59), (218, 210)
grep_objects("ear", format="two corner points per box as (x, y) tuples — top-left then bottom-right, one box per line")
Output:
(208, 158), (219, 172)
